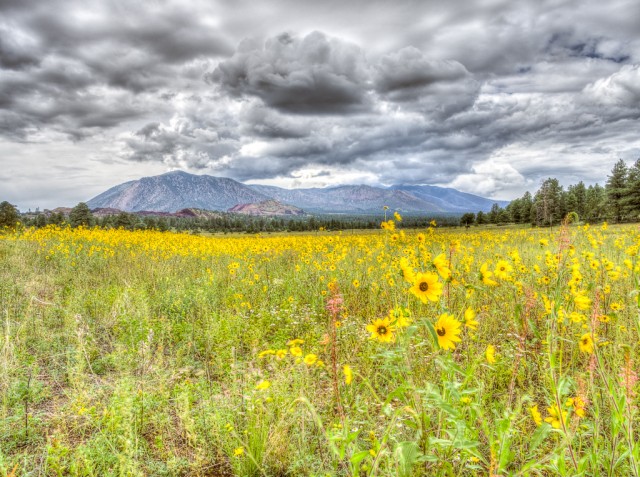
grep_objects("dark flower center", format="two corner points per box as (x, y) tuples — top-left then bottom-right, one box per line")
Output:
(437, 327), (446, 336)
(377, 326), (388, 335)
(419, 281), (429, 292)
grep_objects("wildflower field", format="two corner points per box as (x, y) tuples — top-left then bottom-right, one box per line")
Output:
(1, 221), (640, 476)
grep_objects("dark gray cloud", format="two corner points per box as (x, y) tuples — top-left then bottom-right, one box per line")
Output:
(1, 0), (640, 209)
(209, 31), (371, 115)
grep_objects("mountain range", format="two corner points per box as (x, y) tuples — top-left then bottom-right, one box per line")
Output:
(86, 171), (508, 215)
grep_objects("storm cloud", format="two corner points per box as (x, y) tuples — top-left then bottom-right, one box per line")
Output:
(209, 32), (371, 115)
(1, 0), (640, 209)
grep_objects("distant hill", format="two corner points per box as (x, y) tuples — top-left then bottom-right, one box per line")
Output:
(87, 171), (508, 214)
(247, 184), (447, 214)
(388, 185), (509, 213)
(229, 199), (305, 216)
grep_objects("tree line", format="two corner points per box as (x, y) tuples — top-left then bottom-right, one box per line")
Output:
(1, 201), (461, 233)
(459, 158), (640, 227)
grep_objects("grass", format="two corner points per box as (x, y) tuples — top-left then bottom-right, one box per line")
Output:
(0, 221), (639, 476)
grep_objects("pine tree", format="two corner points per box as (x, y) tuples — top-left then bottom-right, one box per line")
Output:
(622, 159), (640, 219)
(488, 204), (500, 224)
(533, 178), (564, 226)
(460, 213), (475, 226)
(0, 201), (19, 228)
(566, 181), (587, 220)
(69, 202), (94, 227)
(585, 184), (606, 222)
(605, 159), (628, 222)
(35, 213), (46, 227)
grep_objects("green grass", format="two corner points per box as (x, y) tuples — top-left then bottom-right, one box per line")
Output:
(0, 223), (639, 476)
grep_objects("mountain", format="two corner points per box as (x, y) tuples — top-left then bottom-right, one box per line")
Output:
(248, 184), (448, 213)
(87, 171), (508, 214)
(228, 199), (305, 216)
(87, 171), (270, 212)
(388, 185), (509, 213)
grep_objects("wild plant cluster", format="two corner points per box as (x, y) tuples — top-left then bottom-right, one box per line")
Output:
(1, 219), (639, 476)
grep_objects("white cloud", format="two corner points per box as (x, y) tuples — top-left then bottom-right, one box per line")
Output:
(449, 159), (526, 198)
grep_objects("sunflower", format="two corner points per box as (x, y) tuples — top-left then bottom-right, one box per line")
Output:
(529, 405), (542, 426)
(610, 302), (623, 311)
(433, 253), (451, 280)
(565, 396), (586, 418)
(303, 353), (318, 366)
(434, 313), (462, 350)
(400, 257), (416, 283)
(479, 263), (498, 286)
(343, 365), (353, 385)
(409, 272), (443, 303)
(485, 344), (496, 364)
(545, 405), (567, 429)
(366, 317), (396, 343)
(569, 312), (585, 323)
(579, 333), (595, 354)
(494, 260), (513, 279)
(389, 306), (412, 328)
(464, 307), (478, 330)
(574, 293), (592, 310)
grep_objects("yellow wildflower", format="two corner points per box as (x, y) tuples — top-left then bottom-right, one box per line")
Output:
(343, 365), (353, 385)
(529, 405), (542, 426)
(494, 260), (513, 280)
(479, 263), (498, 286)
(579, 333), (595, 354)
(545, 405), (567, 429)
(434, 313), (462, 350)
(433, 253), (451, 280)
(366, 317), (396, 343)
(485, 345), (496, 364)
(565, 397), (586, 418)
(303, 354), (318, 366)
(464, 307), (478, 330)
(409, 272), (443, 303)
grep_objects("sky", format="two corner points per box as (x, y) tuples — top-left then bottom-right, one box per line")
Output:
(1, 0), (639, 210)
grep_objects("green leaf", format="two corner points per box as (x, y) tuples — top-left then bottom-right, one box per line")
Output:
(529, 423), (551, 453)
(423, 318), (440, 349)
(394, 441), (420, 477)
(350, 450), (370, 467)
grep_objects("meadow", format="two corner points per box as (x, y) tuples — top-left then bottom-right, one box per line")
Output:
(0, 220), (639, 476)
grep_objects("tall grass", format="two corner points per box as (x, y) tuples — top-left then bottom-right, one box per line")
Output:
(0, 222), (639, 475)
